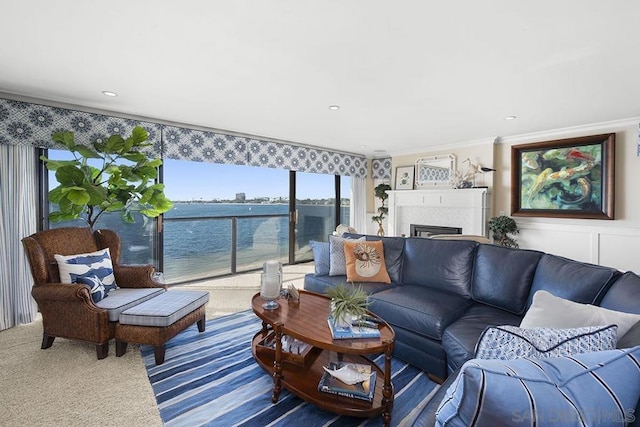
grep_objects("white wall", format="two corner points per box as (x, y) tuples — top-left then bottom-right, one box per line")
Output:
(494, 119), (640, 273)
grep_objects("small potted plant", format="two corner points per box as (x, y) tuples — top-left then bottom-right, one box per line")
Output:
(371, 183), (391, 236)
(488, 215), (519, 248)
(327, 283), (370, 328)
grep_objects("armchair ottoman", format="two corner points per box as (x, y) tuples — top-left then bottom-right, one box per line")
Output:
(115, 290), (210, 364)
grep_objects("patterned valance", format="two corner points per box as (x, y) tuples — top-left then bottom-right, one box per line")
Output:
(0, 98), (162, 157)
(162, 126), (248, 165)
(371, 157), (392, 181)
(0, 97), (368, 178)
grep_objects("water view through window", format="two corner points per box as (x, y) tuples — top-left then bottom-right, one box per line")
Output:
(46, 152), (350, 284)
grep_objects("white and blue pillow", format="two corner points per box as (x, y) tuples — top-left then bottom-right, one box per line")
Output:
(436, 346), (640, 426)
(55, 248), (117, 289)
(76, 275), (107, 303)
(328, 235), (365, 276)
(475, 324), (618, 360)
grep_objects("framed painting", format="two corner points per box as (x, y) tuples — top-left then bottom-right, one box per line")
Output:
(511, 133), (615, 219)
(395, 166), (415, 190)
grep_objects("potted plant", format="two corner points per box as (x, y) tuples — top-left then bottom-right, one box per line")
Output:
(488, 215), (519, 248)
(41, 126), (173, 230)
(371, 183), (391, 236)
(327, 283), (370, 327)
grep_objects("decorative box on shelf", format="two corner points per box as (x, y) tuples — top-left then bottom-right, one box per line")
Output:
(255, 331), (319, 367)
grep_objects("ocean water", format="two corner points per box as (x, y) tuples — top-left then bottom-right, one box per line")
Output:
(55, 202), (341, 284)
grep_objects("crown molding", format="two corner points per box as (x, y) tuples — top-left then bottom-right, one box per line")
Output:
(496, 117), (640, 145)
(388, 136), (498, 157)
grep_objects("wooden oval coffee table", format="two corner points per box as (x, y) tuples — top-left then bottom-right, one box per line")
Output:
(251, 289), (395, 426)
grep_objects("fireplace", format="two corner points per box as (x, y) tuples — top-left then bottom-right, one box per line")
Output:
(386, 188), (489, 237)
(410, 224), (462, 238)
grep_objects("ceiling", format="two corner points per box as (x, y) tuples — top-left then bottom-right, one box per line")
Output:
(1, 1), (639, 158)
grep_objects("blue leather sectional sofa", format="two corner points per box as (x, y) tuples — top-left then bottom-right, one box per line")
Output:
(304, 234), (640, 425)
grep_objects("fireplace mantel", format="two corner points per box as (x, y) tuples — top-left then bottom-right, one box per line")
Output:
(387, 188), (489, 237)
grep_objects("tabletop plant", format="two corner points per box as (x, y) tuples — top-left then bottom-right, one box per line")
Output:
(371, 183), (391, 236)
(488, 215), (519, 248)
(41, 126), (173, 230)
(327, 283), (370, 327)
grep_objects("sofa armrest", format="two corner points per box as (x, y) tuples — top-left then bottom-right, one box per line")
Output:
(114, 264), (167, 289)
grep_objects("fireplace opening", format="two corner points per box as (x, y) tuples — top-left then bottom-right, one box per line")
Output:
(410, 224), (462, 238)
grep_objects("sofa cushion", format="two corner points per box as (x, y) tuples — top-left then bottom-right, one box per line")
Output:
(472, 244), (543, 315)
(527, 253), (620, 307)
(95, 287), (165, 321)
(328, 235), (365, 276)
(600, 271), (640, 315)
(344, 240), (391, 284)
(55, 248), (116, 288)
(402, 237), (476, 298)
(119, 290), (209, 327)
(441, 304), (522, 373)
(310, 240), (330, 276)
(436, 347), (640, 427)
(475, 324), (618, 360)
(369, 285), (473, 340)
(521, 290), (640, 337)
(303, 273), (395, 295)
(618, 321), (640, 349)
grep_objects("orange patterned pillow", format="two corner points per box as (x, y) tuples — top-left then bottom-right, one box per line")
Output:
(343, 240), (391, 284)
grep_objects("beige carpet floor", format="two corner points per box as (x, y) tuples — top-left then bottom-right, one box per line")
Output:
(0, 263), (314, 426)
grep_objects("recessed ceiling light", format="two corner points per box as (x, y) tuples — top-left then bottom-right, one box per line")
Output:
(328, 105), (340, 111)
(102, 91), (118, 97)
(504, 115), (517, 120)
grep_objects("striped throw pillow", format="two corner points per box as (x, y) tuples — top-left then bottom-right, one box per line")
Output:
(436, 346), (640, 426)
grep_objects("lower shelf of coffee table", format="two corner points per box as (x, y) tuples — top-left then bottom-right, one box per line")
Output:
(251, 332), (388, 418)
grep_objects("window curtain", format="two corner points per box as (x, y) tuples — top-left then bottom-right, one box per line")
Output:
(350, 177), (367, 233)
(0, 144), (38, 330)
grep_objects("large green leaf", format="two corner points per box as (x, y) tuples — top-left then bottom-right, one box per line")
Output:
(130, 126), (148, 144)
(72, 145), (101, 159)
(52, 131), (76, 149)
(55, 165), (86, 186)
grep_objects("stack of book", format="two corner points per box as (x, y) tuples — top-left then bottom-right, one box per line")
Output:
(327, 316), (381, 339)
(317, 362), (376, 402)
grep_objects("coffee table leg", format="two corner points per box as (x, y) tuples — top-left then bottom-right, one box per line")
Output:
(272, 324), (283, 403)
(382, 341), (394, 426)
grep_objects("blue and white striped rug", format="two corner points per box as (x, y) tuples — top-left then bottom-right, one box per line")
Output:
(142, 310), (439, 426)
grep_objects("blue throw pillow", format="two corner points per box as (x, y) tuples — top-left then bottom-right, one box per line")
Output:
(76, 275), (107, 303)
(310, 240), (330, 276)
(475, 324), (618, 360)
(436, 346), (640, 426)
(55, 248), (116, 288)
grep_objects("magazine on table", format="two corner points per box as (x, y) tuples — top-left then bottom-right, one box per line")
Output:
(327, 316), (381, 339)
(317, 362), (376, 402)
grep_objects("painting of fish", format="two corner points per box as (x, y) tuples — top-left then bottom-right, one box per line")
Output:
(510, 133), (615, 220)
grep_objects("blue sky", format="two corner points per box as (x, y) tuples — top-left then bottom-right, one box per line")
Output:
(158, 159), (350, 201)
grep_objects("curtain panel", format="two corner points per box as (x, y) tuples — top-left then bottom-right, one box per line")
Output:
(0, 144), (38, 330)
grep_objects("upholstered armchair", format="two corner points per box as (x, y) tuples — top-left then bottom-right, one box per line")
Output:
(22, 227), (166, 359)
